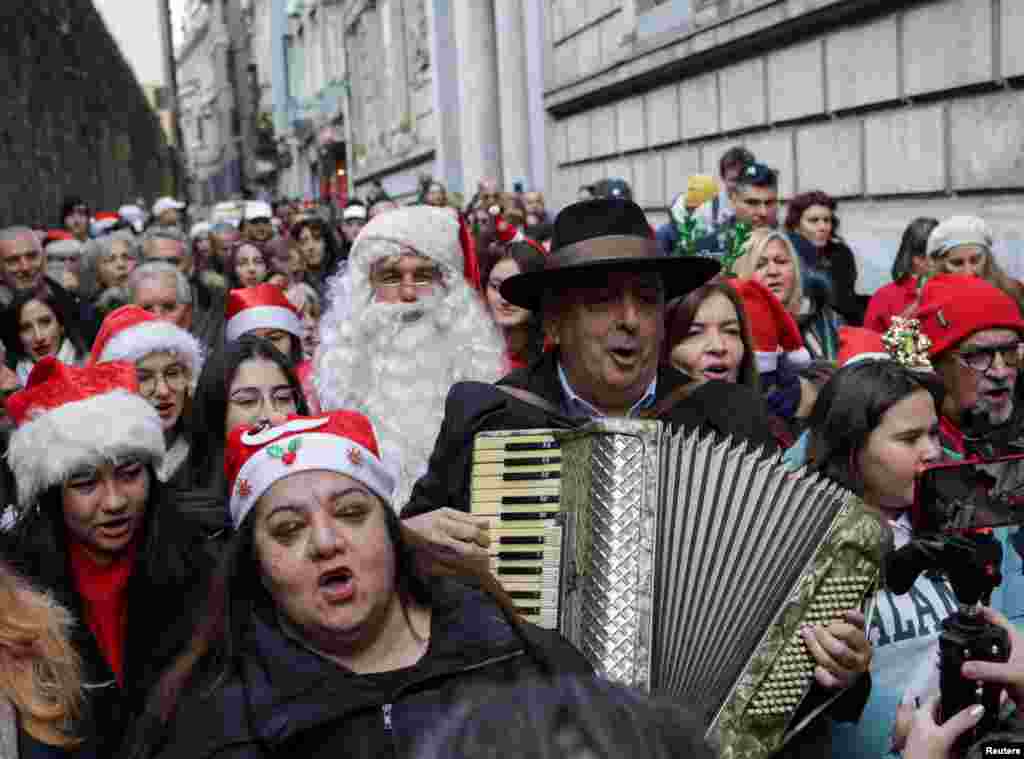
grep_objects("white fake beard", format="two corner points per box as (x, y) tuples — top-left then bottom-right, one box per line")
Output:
(350, 295), (454, 508)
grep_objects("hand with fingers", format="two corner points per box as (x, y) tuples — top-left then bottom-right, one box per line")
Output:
(960, 606), (1024, 710)
(801, 609), (873, 690)
(403, 507), (491, 567)
(903, 695), (986, 759)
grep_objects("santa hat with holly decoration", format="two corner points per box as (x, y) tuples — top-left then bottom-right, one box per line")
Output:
(729, 279), (811, 373)
(88, 305), (204, 383)
(5, 357), (165, 507)
(225, 283), (303, 343)
(225, 410), (396, 529)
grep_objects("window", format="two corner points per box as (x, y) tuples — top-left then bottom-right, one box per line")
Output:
(636, 0), (690, 37)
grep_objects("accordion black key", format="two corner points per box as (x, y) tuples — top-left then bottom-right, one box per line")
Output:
(470, 419), (886, 759)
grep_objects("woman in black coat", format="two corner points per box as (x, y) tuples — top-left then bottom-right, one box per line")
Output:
(1, 358), (218, 759)
(124, 410), (593, 759)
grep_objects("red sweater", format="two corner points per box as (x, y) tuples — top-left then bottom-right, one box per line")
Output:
(69, 538), (137, 685)
(863, 277), (917, 333)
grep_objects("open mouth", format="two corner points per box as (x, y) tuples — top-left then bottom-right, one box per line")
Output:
(319, 567), (355, 601)
(155, 402), (176, 415)
(98, 517), (132, 538)
(608, 345), (640, 365)
(984, 388), (1011, 402)
(702, 363), (731, 380)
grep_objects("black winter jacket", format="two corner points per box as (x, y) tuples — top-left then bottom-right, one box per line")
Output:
(403, 350), (778, 518)
(147, 579), (594, 759)
(0, 490), (218, 759)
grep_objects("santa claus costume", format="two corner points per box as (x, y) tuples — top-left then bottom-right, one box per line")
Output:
(89, 305), (205, 483)
(315, 206), (504, 508)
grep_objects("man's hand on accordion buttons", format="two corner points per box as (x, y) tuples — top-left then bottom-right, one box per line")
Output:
(403, 508), (492, 564)
(801, 609), (872, 690)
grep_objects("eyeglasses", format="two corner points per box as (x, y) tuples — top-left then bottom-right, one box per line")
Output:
(372, 267), (441, 290)
(138, 364), (189, 396)
(954, 343), (1022, 373)
(228, 387), (298, 413)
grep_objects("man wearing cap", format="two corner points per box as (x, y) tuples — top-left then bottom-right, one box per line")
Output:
(915, 273), (1024, 469)
(240, 200), (275, 244)
(693, 161), (779, 260)
(340, 200), (369, 252)
(151, 196), (186, 232)
(402, 198), (777, 546)
(314, 205), (505, 508)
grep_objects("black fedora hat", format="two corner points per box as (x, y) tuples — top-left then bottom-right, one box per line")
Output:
(500, 198), (720, 310)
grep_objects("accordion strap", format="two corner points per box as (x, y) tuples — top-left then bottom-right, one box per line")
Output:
(495, 385), (567, 418)
(638, 379), (701, 420)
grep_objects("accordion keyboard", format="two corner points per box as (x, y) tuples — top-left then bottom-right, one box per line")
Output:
(470, 431), (563, 629)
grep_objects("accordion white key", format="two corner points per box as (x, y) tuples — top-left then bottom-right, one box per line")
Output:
(470, 419), (886, 759)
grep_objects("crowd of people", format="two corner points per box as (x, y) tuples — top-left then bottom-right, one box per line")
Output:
(0, 150), (1020, 759)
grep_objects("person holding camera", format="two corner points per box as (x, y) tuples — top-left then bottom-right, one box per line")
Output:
(903, 606), (1023, 759)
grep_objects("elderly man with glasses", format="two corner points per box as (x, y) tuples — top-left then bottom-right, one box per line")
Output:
(314, 205), (505, 507)
(915, 273), (1024, 466)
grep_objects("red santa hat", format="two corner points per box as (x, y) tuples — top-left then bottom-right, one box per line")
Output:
(493, 213), (525, 245)
(730, 279), (810, 373)
(836, 327), (888, 368)
(914, 273), (1024, 357)
(5, 358), (165, 507)
(92, 211), (121, 236)
(225, 283), (303, 342)
(88, 305), (204, 381)
(225, 411), (396, 529)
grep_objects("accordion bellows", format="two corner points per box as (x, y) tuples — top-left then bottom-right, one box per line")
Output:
(471, 419), (886, 759)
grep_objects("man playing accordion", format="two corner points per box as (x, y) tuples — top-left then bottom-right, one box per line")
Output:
(400, 198), (872, 756)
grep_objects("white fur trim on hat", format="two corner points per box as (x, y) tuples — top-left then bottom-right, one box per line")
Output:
(229, 432), (396, 528)
(350, 206), (462, 275)
(99, 321), (204, 380)
(7, 390), (165, 507)
(226, 305), (302, 341)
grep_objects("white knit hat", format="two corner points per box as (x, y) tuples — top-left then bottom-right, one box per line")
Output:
(927, 215), (993, 259)
(6, 358), (165, 507)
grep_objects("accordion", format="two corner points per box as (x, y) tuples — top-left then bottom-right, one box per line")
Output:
(471, 419), (885, 758)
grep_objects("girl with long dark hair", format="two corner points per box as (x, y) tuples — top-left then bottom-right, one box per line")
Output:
(3, 288), (89, 384)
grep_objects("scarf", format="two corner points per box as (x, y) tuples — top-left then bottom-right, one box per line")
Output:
(68, 537), (138, 686)
(15, 338), (78, 385)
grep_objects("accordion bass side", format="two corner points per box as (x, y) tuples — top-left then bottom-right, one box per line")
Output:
(470, 420), (886, 759)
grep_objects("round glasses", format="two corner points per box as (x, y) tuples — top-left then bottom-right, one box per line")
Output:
(954, 343), (1022, 373)
(137, 363), (189, 396)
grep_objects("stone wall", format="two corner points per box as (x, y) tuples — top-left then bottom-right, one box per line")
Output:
(0, 0), (172, 226)
(544, 0), (1024, 292)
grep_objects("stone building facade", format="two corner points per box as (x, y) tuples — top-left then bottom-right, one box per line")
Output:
(0, 0), (172, 226)
(544, 0), (1024, 291)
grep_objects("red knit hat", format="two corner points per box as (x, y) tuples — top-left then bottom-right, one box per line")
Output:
(836, 327), (888, 368)
(730, 279), (810, 372)
(225, 283), (302, 342)
(88, 305), (204, 379)
(225, 411), (396, 528)
(915, 274), (1024, 357)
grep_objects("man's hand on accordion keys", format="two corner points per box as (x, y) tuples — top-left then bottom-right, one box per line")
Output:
(800, 609), (873, 690)
(403, 508), (492, 568)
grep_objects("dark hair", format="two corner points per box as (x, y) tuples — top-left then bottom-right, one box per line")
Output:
(480, 242), (547, 365)
(806, 360), (944, 495)
(225, 241), (270, 290)
(2, 287), (88, 365)
(662, 280), (760, 392)
(7, 462), (198, 594)
(891, 217), (940, 282)
(140, 484), (531, 732)
(290, 217), (345, 288)
(416, 676), (715, 759)
(784, 191), (839, 237)
(185, 336), (310, 493)
(59, 196), (89, 225)
(719, 146), (756, 178)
